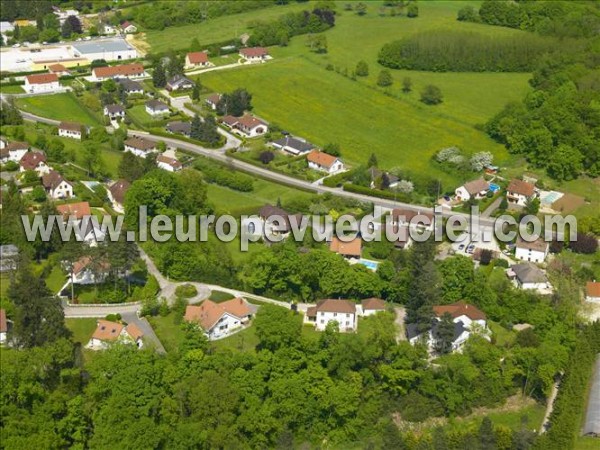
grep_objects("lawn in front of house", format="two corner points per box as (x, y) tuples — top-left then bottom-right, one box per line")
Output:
(66, 318), (98, 345)
(210, 325), (259, 353)
(15, 93), (101, 126)
(148, 313), (186, 354)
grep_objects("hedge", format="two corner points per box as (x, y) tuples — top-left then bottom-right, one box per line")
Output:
(194, 159), (254, 192)
(148, 128), (225, 149)
(343, 183), (412, 203)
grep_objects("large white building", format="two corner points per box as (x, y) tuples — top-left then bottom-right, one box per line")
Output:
(71, 38), (138, 62)
(305, 299), (357, 332)
(24, 73), (59, 93)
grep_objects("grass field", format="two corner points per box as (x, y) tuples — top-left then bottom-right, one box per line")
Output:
(575, 437), (600, 450)
(65, 318), (97, 345)
(15, 93), (101, 126)
(0, 84), (26, 94)
(148, 314), (186, 354)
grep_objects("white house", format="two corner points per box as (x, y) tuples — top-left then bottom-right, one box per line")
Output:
(104, 104), (125, 119)
(306, 150), (345, 174)
(255, 204), (303, 239)
(271, 136), (315, 156)
(58, 122), (83, 140)
(0, 309), (8, 345)
(145, 99), (170, 116)
(360, 298), (387, 317)
(166, 74), (195, 91)
(101, 23), (117, 35)
(117, 78), (144, 95)
(184, 298), (254, 340)
(586, 282), (600, 303)
(70, 256), (109, 285)
(86, 320), (144, 350)
(329, 236), (362, 260)
(221, 114), (268, 138)
(455, 179), (489, 202)
(24, 73), (59, 94)
(205, 93), (221, 110)
(506, 179), (537, 207)
(120, 21), (137, 34)
(42, 170), (74, 199)
(157, 154), (182, 172)
(124, 137), (157, 158)
(185, 51), (211, 69)
(391, 208), (435, 231)
(19, 151), (50, 175)
(508, 263), (551, 292)
(305, 299), (357, 332)
(72, 39), (138, 62)
(107, 179), (130, 214)
(515, 237), (549, 263)
(239, 47), (269, 63)
(2, 141), (28, 163)
(91, 63), (145, 82)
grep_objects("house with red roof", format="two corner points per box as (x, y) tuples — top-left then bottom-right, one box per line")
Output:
(86, 319), (144, 350)
(42, 170), (74, 199)
(184, 298), (255, 340)
(239, 47), (269, 63)
(157, 154), (182, 172)
(48, 63), (71, 77)
(306, 150), (345, 174)
(586, 281), (600, 304)
(19, 151), (50, 175)
(120, 21), (137, 34)
(220, 114), (268, 138)
(0, 309), (10, 345)
(24, 73), (59, 93)
(506, 178), (537, 207)
(185, 51), (211, 69)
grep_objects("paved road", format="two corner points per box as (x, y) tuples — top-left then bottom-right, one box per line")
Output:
(122, 312), (166, 354)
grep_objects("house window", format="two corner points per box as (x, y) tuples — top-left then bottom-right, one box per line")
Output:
(333, 312), (337, 317)
(346, 313), (350, 318)
(346, 321), (350, 326)
(320, 320), (324, 324)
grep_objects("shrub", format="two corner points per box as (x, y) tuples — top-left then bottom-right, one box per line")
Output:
(194, 160), (254, 191)
(175, 283), (198, 298)
(105, 313), (122, 322)
(420, 85), (443, 105)
(569, 233), (598, 254)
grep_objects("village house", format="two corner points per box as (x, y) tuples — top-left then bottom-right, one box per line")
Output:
(306, 150), (345, 174)
(360, 298), (387, 316)
(271, 136), (315, 156)
(166, 121), (191, 137)
(117, 78), (144, 95)
(75, 220), (108, 247)
(104, 104), (126, 119)
(1, 141), (28, 163)
(120, 21), (137, 34)
(585, 281), (600, 303)
(515, 237), (549, 263)
(56, 201), (91, 221)
(91, 63), (145, 82)
(506, 179), (537, 207)
(256, 204), (302, 238)
(86, 319), (144, 350)
(368, 167), (399, 189)
(157, 154), (182, 172)
(184, 298), (254, 340)
(101, 23), (117, 35)
(58, 121), (84, 140)
(52, 6), (79, 22)
(0, 245), (18, 272)
(166, 74), (195, 91)
(391, 208), (435, 231)
(455, 179), (490, 202)
(239, 47), (269, 63)
(145, 99), (170, 116)
(19, 151), (50, 175)
(0, 309), (9, 345)
(70, 256), (110, 285)
(124, 137), (157, 158)
(42, 170), (74, 199)
(508, 263), (551, 292)
(329, 236), (362, 260)
(221, 114), (268, 137)
(407, 302), (490, 353)
(305, 299), (357, 332)
(24, 73), (60, 94)
(107, 179), (130, 214)
(48, 63), (71, 77)
(185, 51), (211, 69)
(205, 93), (221, 110)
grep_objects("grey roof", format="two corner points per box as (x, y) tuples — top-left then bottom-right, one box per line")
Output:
(166, 121), (191, 135)
(146, 99), (169, 111)
(272, 136), (314, 154)
(0, 244), (18, 272)
(105, 104), (124, 113)
(72, 38), (134, 55)
(368, 167), (399, 183)
(167, 74), (194, 87)
(406, 323), (420, 340)
(117, 78), (143, 92)
(511, 263), (548, 284)
(583, 353), (600, 436)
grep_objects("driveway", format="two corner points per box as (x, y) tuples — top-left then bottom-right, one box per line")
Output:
(122, 311), (166, 354)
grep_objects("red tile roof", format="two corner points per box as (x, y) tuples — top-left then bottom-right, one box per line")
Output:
(315, 299), (356, 314)
(56, 201), (91, 220)
(185, 298), (252, 331)
(361, 298), (386, 311)
(187, 51), (209, 64)
(0, 309), (7, 333)
(307, 150), (338, 169)
(507, 179), (535, 197)
(59, 121), (82, 133)
(93, 63), (144, 79)
(463, 179), (489, 195)
(432, 301), (486, 321)
(587, 281), (600, 298)
(19, 151), (46, 170)
(109, 179), (130, 204)
(92, 320), (124, 341)
(48, 63), (68, 73)
(240, 47), (268, 58)
(157, 154), (182, 170)
(329, 236), (362, 257)
(26, 73), (58, 84)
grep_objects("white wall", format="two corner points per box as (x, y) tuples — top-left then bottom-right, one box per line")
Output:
(58, 129), (81, 140)
(515, 247), (547, 263)
(207, 313), (245, 339)
(24, 80), (59, 93)
(315, 311), (356, 332)
(49, 181), (73, 199)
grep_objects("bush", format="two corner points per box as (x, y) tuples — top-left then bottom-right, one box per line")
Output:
(420, 85), (443, 105)
(105, 313), (122, 322)
(494, 259), (509, 269)
(194, 160), (254, 191)
(569, 233), (598, 254)
(2, 161), (19, 172)
(175, 283), (198, 298)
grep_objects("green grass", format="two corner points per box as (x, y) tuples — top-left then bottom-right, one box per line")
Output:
(575, 436), (600, 450)
(209, 290), (235, 302)
(65, 318), (97, 345)
(127, 104), (159, 126)
(210, 325), (259, 353)
(0, 84), (26, 94)
(489, 321), (517, 348)
(148, 313), (186, 354)
(15, 93), (101, 126)
(45, 265), (66, 294)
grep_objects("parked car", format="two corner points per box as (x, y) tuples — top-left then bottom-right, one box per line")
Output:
(467, 245), (475, 254)
(458, 244), (465, 251)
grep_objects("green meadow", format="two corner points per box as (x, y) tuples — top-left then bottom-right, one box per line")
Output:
(15, 93), (102, 126)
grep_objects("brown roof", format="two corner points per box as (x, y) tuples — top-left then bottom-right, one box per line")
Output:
(145, 99), (169, 111)
(432, 301), (486, 321)
(307, 150), (338, 169)
(26, 73), (58, 84)
(391, 208), (434, 223)
(59, 121), (82, 133)
(92, 320), (124, 341)
(463, 179), (489, 195)
(586, 281), (600, 298)
(306, 306), (317, 318)
(19, 151), (46, 170)
(125, 323), (144, 341)
(236, 114), (266, 129)
(0, 309), (7, 333)
(157, 154), (182, 170)
(48, 63), (68, 73)
(124, 137), (156, 151)
(329, 236), (362, 257)
(206, 93), (221, 104)
(187, 51), (209, 64)
(221, 115), (239, 126)
(93, 63), (144, 78)
(42, 170), (71, 190)
(72, 256), (110, 276)
(185, 298), (252, 331)
(109, 179), (130, 204)
(361, 298), (386, 311)
(516, 237), (548, 253)
(5, 141), (29, 152)
(315, 299), (356, 314)
(507, 179), (535, 197)
(56, 201), (91, 220)
(240, 47), (268, 58)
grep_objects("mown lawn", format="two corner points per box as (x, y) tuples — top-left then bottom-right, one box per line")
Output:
(15, 93), (101, 126)
(148, 313), (186, 354)
(575, 437), (600, 450)
(65, 318), (97, 345)
(210, 325), (259, 353)
(0, 84), (26, 94)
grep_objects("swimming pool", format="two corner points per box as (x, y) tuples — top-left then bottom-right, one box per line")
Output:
(357, 259), (380, 271)
(541, 191), (563, 205)
(489, 183), (500, 193)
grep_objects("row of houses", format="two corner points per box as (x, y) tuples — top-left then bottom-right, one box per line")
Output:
(184, 47), (269, 70)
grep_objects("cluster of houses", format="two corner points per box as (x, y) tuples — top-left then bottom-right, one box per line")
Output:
(453, 177), (538, 207)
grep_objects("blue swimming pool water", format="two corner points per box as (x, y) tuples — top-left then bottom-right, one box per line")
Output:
(489, 183), (500, 192)
(357, 259), (379, 271)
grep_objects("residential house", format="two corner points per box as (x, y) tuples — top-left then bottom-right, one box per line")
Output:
(58, 121), (84, 140)
(391, 208), (435, 231)
(86, 319), (144, 350)
(368, 167), (399, 189)
(157, 154), (182, 172)
(515, 237), (549, 263)
(52, 7), (79, 22)
(329, 236), (362, 259)
(455, 179), (489, 202)
(307, 150), (345, 174)
(0, 309), (9, 345)
(117, 78), (144, 95)
(257, 204), (303, 237)
(56, 201), (91, 221)
(205, 93), (221, 110)
(74, 219), (107, 247)
(70, 256), (110, 285)
(184, 298), (254, 340)
(19, 151), (50, 175)
(305, 299), (357, 332)
(239, 47), (269, 63)
(104, 104), (125, 119)
(220, 114), (268, 137)
(91, 63), (145, 82)
(0, 245), (18, 272)
(107, 179), (130, 214)
(124, 137), (157, 158)
(101, 23), (117, 35)
(271, 136), (315, 156)
(120, 21), (137, 34)
(2, 141), (28, 163)
(508, 263), (551, 291)
(360, 298), (387, 316)
(145, 99), (170, 116)
(407, 302), (490, 353)
(585, 281), (600, 304)
(24, 73), (59, 94)
(506, 179), (537, 207)
(42, 170), (74, 199)
(48, 63), (71, 77)
(166, 74), (195, 91)
(166, 121), (191, 137)
(185, 51), (211, 69)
